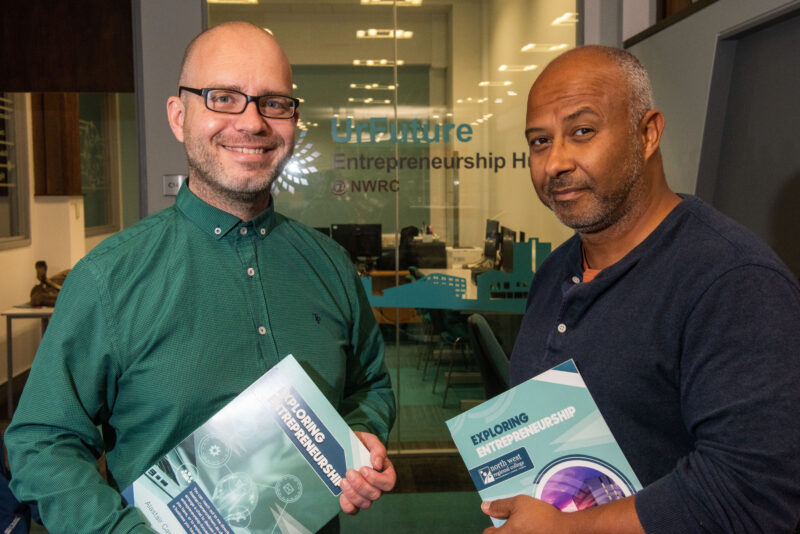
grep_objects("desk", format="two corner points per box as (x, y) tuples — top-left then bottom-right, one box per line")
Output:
(3, 306), (54, 418)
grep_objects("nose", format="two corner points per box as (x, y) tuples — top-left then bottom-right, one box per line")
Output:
(233, 100), (270, 134)
(544, 137), (575, 178)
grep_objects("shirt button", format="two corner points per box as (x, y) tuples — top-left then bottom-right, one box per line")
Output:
(214, 227), (222, 235)
(260, 228), (266, 236)
(247, 267), (255, 277)
(240, 227), (248, 235)
(258, 326), (267, 335)
(557, 323), (567, 333)
(571, 276), (580, 284)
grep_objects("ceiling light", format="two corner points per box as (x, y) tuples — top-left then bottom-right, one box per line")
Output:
(552, 13), (579, 26)
(498, 65), (537, 72)
(478, 81), (512, 87)
(361, 0), (422, 5)
(353, 59), (405, 66)
(521, 43), (570, 52)
(356, 29), (414, 39)
(348, 97), (392, 104)
(350, 83), (396, 90)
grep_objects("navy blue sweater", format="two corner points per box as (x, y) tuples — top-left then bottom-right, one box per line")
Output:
(510, 196), (800, 533)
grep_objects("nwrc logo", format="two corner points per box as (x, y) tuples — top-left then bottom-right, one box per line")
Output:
(331, 179), (400, 196)
(331, 117), (473, 144)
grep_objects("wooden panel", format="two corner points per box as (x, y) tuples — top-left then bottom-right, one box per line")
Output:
(32, 93), (81, 196)
(0, 0), (134, 92)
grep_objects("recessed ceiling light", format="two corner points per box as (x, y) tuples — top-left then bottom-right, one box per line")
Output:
(353, 59), (405, 66)
(356, 29), (413, 39)
(551, 13), (579, 26)
(498, 65), (537, 72)
(361, 0), (421, 5)
(521, 43), (570, 52)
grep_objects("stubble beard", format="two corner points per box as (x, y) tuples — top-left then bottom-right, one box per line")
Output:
(547, 138), (645, 235)
(186, 133), (294, 203)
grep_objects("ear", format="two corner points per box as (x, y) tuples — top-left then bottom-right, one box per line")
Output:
(640, 109), (665, 162)
(166, 96), (186, 142)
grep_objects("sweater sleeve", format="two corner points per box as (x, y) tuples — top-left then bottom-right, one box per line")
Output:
(338, 269), (396, 443)
(635, 265), (800, 533)
(5, 261), (154, 534)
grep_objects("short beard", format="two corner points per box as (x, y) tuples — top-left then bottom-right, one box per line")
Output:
(186, 133), (294, 204)
(549, 138), (644, 234)
(188, 154), (288, 203)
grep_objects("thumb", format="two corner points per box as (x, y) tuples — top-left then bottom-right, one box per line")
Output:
(481, 498), (514, 519)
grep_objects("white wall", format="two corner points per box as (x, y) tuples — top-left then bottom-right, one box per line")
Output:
(0, 95), (88, 383)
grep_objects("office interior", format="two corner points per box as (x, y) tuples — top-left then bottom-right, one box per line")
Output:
(2, 0), (799, 532)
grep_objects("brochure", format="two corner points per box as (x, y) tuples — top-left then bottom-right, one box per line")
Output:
(446, 359), (642, 527)
(121, 354), (372, 534)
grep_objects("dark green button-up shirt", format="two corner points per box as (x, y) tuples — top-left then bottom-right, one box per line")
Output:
(6, 185), (395, 533)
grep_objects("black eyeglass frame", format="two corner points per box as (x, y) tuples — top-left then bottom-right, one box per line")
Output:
(178, 86), (300, 119)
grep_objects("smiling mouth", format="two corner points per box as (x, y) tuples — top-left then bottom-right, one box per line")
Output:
(224, 146), (270, 154)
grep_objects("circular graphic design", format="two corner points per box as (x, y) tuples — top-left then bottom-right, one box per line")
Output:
(225, 505), (252, 529)
(212, 472), (259, 518)
(275, 474), (303, 504)
(198, 435), (232, 468)
(533, 455), (636, 512)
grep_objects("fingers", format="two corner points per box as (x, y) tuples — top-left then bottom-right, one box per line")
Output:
(353, 430), (387, 471)
(482, 498), (513, 519)
(339, 492), (358, 515)
(340, 471), (381, 511)
(340, 430), (396, 514)
(358, 457), (396, 492)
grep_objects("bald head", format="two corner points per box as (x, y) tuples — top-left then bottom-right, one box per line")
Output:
(178, 22), (292, 88)
(533, 46), (654, 130)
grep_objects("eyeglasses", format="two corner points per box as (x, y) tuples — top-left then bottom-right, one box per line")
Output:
(178, 86), (300, 119)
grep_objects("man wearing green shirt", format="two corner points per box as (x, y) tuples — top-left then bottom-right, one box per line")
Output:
(5, 22), (396, 533)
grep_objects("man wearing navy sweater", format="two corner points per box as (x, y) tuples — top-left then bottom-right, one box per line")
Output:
(481, 46), (800, 533)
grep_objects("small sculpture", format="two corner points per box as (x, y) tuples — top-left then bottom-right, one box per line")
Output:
(30, 261), (69, 307)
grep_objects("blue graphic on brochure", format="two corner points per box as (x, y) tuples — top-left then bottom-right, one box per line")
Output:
(446, 359), (642, 527)
(122, 355), (371, 534)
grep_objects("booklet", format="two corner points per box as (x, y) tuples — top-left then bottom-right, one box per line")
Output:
(121, 354), (372, 534)
(446, 359), (642, 527)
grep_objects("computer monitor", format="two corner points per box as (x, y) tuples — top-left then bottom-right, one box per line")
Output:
(500, 226), (516, 272)
(483, 219), (500, 260)
(331, 224), (382, 261)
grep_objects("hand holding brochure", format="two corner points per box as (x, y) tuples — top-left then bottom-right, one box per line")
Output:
(122, 355), (372, 534)
(446, 359), (641, 527)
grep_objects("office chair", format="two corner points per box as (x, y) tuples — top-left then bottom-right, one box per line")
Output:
(464, 313), (510, 400)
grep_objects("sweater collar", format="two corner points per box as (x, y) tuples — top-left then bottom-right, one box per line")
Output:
(568, 195), (697, 279)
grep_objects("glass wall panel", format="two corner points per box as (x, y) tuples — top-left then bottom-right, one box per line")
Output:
(208, 0), (576, 453)
(0, 93), (30, 248)
(79, 93), (121, 234)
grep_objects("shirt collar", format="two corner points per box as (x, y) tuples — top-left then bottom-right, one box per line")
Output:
(175, 182), (276, 240)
